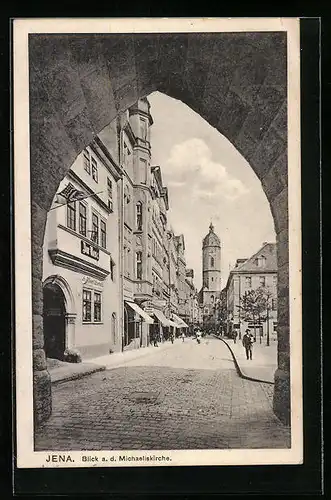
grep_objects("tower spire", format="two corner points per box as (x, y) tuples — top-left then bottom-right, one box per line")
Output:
(209, 221), (214, 232)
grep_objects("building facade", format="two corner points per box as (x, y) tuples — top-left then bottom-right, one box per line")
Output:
(42, 97), (197, 361)
(42, 128), (122, 360)
(225, 242), (278, 341)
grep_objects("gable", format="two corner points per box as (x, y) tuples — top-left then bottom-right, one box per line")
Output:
(235, 243), (277, 272)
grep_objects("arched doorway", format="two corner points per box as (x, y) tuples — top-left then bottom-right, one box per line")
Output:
(43, 283), (66, 360)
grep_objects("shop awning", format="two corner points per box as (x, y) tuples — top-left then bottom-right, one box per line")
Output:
(153, 309), (171, 327)
(125, 301), (154, 324)
(168, 319), (179, 328)
(172, 313), (189, 328)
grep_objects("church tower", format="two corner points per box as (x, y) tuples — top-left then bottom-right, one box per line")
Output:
(202, 222), (221, 320)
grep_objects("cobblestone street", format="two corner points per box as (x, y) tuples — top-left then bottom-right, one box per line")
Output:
(35, 337), (290, 451)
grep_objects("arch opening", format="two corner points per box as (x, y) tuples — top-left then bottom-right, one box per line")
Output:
(29, 32), (290, 426)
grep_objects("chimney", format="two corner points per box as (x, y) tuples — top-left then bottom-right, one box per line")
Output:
(262, 241), (268, 246)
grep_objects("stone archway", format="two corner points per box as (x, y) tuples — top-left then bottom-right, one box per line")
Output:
(29, 32), (289, 425)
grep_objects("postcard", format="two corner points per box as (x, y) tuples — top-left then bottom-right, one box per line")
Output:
(14, 17), (302, 468)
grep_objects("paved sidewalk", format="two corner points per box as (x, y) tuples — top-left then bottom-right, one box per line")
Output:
(89, 339), (178, 369)
(48, 340), (176, 384)
(47, 358), (106, 385)
(218, 336), (277, 384)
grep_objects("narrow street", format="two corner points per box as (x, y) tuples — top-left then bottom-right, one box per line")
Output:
(35, 337), (290, 451)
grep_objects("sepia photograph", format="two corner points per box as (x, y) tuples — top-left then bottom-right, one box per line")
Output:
(14, 17), (302, 468)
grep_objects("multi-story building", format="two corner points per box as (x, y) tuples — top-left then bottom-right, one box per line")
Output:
(225, 242), (278, 340)
(182, 269), (199, 331)
(42, 125), (122, 360)
(42, 96), (197, 361)
(121, 99), (156, 350)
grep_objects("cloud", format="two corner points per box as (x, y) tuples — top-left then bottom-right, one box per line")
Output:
(165, 138), (249, 201)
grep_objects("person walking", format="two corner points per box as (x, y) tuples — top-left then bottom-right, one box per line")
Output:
(233, 328), (238, 344)
(242, 329), (254, 360)
(181, 331), (185, 342)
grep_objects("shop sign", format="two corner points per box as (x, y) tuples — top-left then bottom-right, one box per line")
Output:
(81, 240), (99, 260)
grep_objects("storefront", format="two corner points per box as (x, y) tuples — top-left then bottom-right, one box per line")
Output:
(151, 308), (171, 342)
(124, 300), (154, 349)
(171, 313), (189, 334)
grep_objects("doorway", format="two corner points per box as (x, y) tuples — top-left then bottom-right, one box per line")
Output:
(43, 283), (66, 360)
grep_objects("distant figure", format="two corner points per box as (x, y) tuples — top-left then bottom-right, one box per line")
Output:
(152, 330), (159, 347)
(196, 329), (202, 344)
(170, 332), (174, 344)
(242, 329), (254, 360)
(233, 329), (238, 344)
(181, 331), (185, 342)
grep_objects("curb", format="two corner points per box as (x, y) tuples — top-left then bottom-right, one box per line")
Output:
(94, 340), (178, 371)
(213, 335), (274, 385)
(51, 365), (106, 385)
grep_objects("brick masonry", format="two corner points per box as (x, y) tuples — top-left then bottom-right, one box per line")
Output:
(28, 32), (290, 425)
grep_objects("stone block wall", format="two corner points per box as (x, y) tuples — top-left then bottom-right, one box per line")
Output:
(28, 32), (290, 426)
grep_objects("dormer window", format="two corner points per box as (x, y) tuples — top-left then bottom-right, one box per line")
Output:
(255, 255), (266, 267)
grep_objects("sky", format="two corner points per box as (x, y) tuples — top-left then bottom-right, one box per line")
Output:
(148, 91), (276, 291)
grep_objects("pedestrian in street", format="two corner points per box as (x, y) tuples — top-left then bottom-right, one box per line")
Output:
(181, 331), (185, 342)
(152, 330), (158, 347)
(242, 329), (254, 360)
(233, 328), (238, 344)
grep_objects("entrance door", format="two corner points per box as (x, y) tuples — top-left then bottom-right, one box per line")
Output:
(43, 283), (66, 360)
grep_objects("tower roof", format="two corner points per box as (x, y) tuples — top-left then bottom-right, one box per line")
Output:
(203, 222), (220, 247)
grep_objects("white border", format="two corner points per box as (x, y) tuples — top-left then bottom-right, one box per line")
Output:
(14, 17), (302, 468)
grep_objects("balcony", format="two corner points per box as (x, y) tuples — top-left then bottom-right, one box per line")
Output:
(134, 281), (153, 300)
(49, 225), (111, 280)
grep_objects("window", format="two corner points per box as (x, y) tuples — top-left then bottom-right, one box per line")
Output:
(91, 157), (98, 182)
(82, 289), (102, 323)
(91, 213), (99, 244)
(273, 275), (277, 287)
(136, 202), (142, 230)
(83, 149), (90, 174)
(245, 276), (252, 287)
(140, 118), (148, 140)
(110, 259), (115, 281)
(67, 201), (76, 230)
(211, 295), (214, 303)
(210, 257), (214, 267)
(136, 251), (142, 280)
(256, 255), (266, 267)
(111, 313), (117, 344)
(260, 276), (266, 286)
(94, 292), (102, 322)
(272, 298), (277, 311)
(100, 220), (107, 249)
(139, 158), (147, 184)
(82, 290), (92, 322)
(124, 184), (130, 204)
(79, 202), (87, 236)
(107, 177), (113, 211)
(123, 142), (132, 168)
